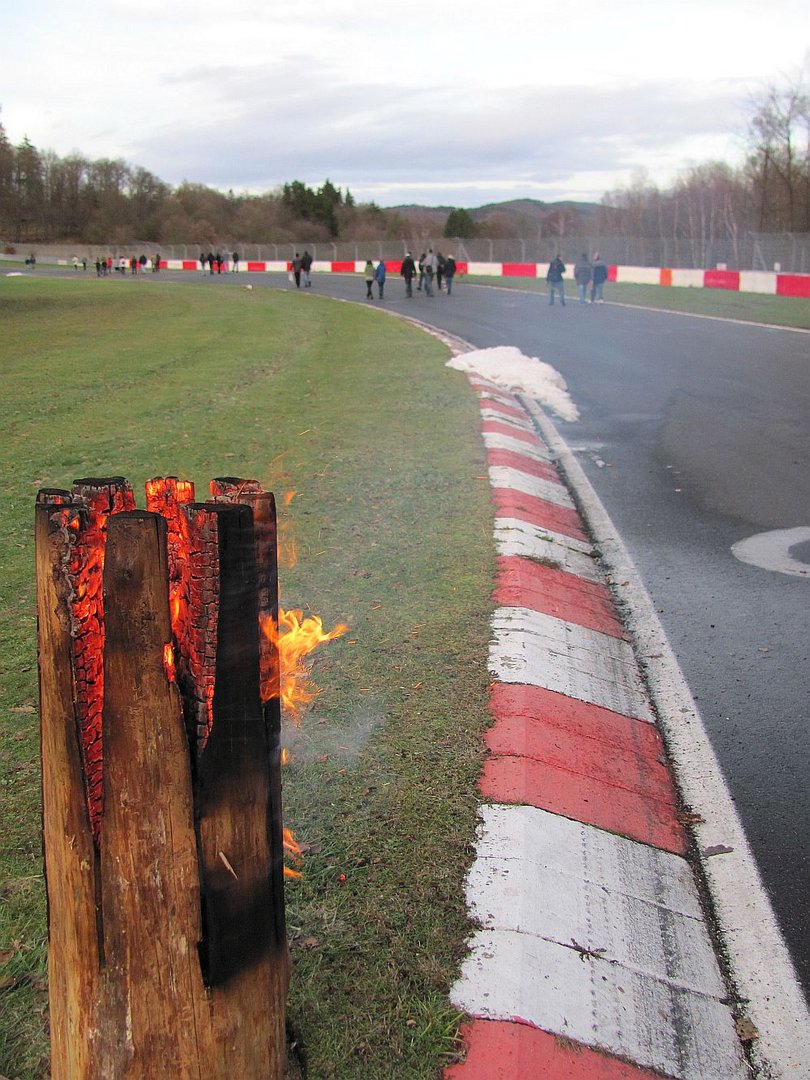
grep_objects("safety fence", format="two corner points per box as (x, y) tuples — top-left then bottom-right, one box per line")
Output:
(7, 253), (810, 297)
(136, 257), (810, 298)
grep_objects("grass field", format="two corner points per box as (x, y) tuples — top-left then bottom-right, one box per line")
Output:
(465, 274), (810, 329)
(0, 276), (497, 1079)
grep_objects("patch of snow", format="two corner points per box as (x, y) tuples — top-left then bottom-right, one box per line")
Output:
(447, 345), (579, 422)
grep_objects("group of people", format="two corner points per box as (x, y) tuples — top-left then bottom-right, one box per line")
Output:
(91, 254), (162, 275)
(546, 252), (608, 306)
(289, 251), (314, 288)
(200, 251), (241, 274)
(363, 249), (458, 300)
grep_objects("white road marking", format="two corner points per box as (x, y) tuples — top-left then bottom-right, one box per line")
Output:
(731, 526), (810, 577)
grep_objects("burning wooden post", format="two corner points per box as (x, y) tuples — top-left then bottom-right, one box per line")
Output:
(36, 477), (289, 1079)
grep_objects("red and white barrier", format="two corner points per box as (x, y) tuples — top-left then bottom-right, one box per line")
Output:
(155, 257), (810, 297)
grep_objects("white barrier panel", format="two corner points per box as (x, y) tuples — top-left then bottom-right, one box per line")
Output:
(739, 271), (777, 295)
(615, 265), (661, 285)
(466, 261), (499, 276)
(671, 268), (705, 288)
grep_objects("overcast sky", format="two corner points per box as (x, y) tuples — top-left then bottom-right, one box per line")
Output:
(2, 0), (808, 207)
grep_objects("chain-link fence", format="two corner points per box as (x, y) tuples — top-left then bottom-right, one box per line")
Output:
(4, 232), (810, 272)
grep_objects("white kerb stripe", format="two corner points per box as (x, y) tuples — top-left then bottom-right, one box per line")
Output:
(480, 407), (536, 432)
(494, 517), (601, 580)
(451, 929), (748, 1080)
(466, 805), (724, 997)
(483, 430), (554, 463)
(490, 606), (654, 721)
(488, 465), (574, 508)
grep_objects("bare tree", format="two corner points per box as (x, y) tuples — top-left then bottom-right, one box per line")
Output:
(746, 75), (810, 230)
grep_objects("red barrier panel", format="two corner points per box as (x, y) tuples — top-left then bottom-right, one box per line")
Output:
(704, 269), (740, 290)
(246, 262), (266, 272)
(776, 274), (810, 298)
(607, 265), (618, 281)
(502, 263), (537, 277)
(331, 261), (356, 273)
(456, 262), (469, 275)
(181, 260), (197, 271)
(660, 268), (672, 286)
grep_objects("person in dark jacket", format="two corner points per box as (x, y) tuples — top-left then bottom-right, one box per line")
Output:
(573, 253), (592, 305)
(436, 252), (446, 291)
(400, 252), (416, 297)
(590, 253), (608, 303)
(546, 255), (566, 306)
(301, 250), (313, 286)
(444, 254), (457, 295)
(291, 252), (303, 288)
(374, 259), (387, 299)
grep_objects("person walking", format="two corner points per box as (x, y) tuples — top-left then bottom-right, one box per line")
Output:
(546, 254), (566, 306)
(436, 252), (446, 291)
(291, 252), (303, 288)
(364, 259), (375, 298)
(400, 252), (416, 297)
(301, 250), (313, 287)
(374, 258), (387, 299)
(590, 252), (608, 303)
(417, 252), (426, 292)
(444, 254), (457, 295)
(573, 253), (592, 305)
(232, 251), (239, 272)
(423, 249), (437, 296)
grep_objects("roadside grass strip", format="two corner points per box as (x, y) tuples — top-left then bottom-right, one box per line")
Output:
(448, 375), (750, 1080)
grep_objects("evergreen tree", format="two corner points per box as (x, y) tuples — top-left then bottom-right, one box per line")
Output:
(444, 207), (477, 238)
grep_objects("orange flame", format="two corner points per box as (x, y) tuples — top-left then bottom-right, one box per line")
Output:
(283, 826), (303, 880)
(260, 607), (348, 720)
(163, 642), (176, 683)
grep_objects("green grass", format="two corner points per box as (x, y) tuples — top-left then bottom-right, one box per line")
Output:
(0, 277), (497, 1078)
(465, 274), (810, 328)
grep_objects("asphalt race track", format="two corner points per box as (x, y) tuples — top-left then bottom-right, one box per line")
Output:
(34, 265), (810, 1001)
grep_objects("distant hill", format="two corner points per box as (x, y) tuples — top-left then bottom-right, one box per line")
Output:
(389, 197), (601, 226)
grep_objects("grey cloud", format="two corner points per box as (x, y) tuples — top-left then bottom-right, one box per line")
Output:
(131, 69), (747, 201)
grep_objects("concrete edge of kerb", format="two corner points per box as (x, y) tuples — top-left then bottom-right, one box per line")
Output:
(520, 394), (810, 1080)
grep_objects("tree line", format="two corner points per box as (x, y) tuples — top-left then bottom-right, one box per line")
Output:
(1, 76), (807, 249)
